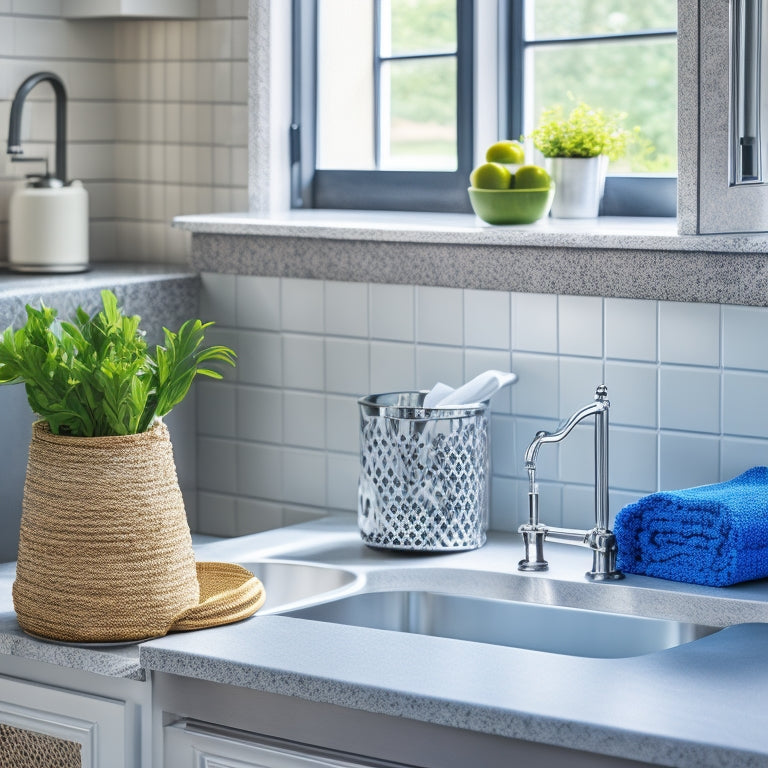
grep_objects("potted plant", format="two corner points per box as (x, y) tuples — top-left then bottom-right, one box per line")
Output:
(528, 101), (634, 218)
(0, 290), (243, 643)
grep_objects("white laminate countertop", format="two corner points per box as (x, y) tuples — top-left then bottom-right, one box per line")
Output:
(3, 519), (768, 767)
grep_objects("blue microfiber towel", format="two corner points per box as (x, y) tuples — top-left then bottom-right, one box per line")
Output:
(614, 467), (768, 587)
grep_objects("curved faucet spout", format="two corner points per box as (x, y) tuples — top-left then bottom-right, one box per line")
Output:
(7, 71), (67, 183)
(518, 385), (622, 581)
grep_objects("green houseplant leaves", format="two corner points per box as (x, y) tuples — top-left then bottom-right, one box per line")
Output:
(0, 289), (236, 437)
(528, 102), (635, 161)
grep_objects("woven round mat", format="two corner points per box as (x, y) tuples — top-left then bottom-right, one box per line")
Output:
(170, 562), (266, 631)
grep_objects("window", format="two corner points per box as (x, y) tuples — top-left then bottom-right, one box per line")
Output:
(293, 0), (677, 216)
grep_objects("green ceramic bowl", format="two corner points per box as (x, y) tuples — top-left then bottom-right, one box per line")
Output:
(468, 184), (556, 225)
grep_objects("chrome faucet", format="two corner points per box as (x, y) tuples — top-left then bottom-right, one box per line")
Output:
(518, 385), (624, 581)
(7, 71), (67, 183)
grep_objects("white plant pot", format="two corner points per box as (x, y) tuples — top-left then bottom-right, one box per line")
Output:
(546, 155), (609, 219)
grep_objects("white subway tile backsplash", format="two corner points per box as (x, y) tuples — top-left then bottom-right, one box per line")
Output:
(610, 427), (657, 492)
(561, 484), (594, 530)
(326, 395), (359, 454)
(371, 283), (414, 341)
(327, 452), (359, 511)
(283, 334), (324, 390)
(417, 286), (463, 345)
(558, 295), (603, 357)
(511, 352), (558, 420)
(282, 448), (326, 506)
(489, 476), (519, 530)
(511, 292), (557, 353)
(325, 281), (368, 337)
(659, 301), (720, 366)
(197, 380), (236, 438)
(559, 356), (604, 419)
(490, 413), (516, 477)
(722, 305), (768, 371)
(370, 341), (415, 393)
(197, 492), (238, 537)
(238, 442), (283, 500)
(416, 344), (464, 391)
(281, 278), (324, 333)
(721, 437), (768, 478)
(198, 436), (237, 493)
(283, 391), (326, 449)
(605, 298), (657, 361)
(604, 361), (657, 428)
(464, 289), (510, 350)
(235, 275), (280, 330)
(722, 371), (768, 438)
(559, 425), (593, 485)
(237, 386), (283, 443)
(238, 330), (282, 386)
(659, 366), (720, 434)
(659, 432), (719, 490)
(326, 338), (369, 395)
(235, 497), (284, 535)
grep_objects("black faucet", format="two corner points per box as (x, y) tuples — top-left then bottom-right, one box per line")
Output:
(7, 71), (67, 184)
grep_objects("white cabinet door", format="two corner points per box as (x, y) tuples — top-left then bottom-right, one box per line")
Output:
(0, 675), (128, 768)
(164, 721), (401, 768)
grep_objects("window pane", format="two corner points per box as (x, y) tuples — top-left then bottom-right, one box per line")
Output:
(381, 56), (457, 170)
(528, 37), (677, 173)
(526, 0), (676, 40)
(316, 0), (375, 169)
(384, 0), (456, 56)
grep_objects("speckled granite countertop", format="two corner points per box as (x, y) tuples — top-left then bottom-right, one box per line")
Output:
(0, 263), (199, 345)
(174, 211), (768, 306)
(3, 519), (768, 765)
(139, 518), (768, 768)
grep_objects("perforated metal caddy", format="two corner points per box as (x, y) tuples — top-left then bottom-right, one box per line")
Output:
(357, 391), (490, 551)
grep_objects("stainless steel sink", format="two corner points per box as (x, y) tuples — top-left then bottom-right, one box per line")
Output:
(285, 589), (719, 658)
(238, 561), (359, 614)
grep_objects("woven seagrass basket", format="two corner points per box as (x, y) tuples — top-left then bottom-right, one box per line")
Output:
(13, 420), (201, 643)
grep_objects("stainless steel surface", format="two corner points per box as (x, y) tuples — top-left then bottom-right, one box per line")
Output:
(357, 390), (489, 551)
(237, 561), (359, 614)
(518, 385), (623, 580)
(285, 589), (718, 659)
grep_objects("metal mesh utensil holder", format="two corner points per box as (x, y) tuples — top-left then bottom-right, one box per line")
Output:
(357, 391), (490, 551)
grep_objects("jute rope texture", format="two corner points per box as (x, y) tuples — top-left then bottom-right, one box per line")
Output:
(13, 420), (200, 642)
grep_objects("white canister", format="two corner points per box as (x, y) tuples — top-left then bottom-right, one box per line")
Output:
(8, 179), (89, 273)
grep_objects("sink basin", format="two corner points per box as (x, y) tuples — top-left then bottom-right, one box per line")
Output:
(238, 561), (359, 613)
(285, 590), (719, 658)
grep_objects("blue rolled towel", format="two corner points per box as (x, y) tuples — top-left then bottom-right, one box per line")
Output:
(614, 467), (768, 587)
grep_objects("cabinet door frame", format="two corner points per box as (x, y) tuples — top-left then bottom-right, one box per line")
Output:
(0, 674), (128, 768)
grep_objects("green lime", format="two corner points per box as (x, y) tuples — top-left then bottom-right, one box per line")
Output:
(469, 162), (513, 190)
(514, 164), (551, 189)
(485, 140), (525, 165)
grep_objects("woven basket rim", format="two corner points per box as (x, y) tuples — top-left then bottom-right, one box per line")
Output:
(32, 418), (166, 446)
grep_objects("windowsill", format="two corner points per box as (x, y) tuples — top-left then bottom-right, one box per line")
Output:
(173, 210), (768, 254)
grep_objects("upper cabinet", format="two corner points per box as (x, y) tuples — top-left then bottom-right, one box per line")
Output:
(63, 0), (198, 18)
(680, 0), (768, 233)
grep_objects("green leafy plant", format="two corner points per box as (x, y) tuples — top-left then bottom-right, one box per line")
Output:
(528, 101), (636, 161)
(0, 290), (236, 437)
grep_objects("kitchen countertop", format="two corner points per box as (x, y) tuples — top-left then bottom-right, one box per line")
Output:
(175, 211), (768, 306)
(4, 518), (767, 767)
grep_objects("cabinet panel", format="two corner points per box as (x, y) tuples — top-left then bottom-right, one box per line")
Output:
(0, 675), (128, 768)
(164, 721), (403, 768)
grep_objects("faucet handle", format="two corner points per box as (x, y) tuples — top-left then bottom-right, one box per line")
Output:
(595, 384), (608, 400)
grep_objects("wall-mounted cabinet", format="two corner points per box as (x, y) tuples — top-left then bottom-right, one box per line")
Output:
(63, 0), (198, 18)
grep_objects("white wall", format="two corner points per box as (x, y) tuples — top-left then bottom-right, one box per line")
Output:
(0, 1), (248, 265)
